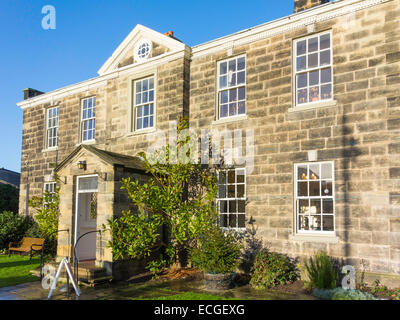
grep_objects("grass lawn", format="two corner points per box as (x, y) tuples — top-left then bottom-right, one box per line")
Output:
(0, 255), (40, 288)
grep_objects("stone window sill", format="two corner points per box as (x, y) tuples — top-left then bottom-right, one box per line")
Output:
(212, 115), (248, 125)
(127, 128), (157, 136)
(290, 233), (339, 243)
(288, 100), (337, 113)
(42, 147), (58, 153)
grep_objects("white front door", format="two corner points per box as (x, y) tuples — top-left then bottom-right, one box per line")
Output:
(75, 175), (98, 261)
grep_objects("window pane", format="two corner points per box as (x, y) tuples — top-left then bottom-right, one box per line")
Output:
(321, 68), (332, 83)
(297, 56), (306, 71)
(298, 182), (308, 196)
(221, 91), (228, 104)
(137, 118), (142, 130)
(136, 93), (141, 105)
(320, 50), (331, 66)
(297, 89), (308, 104)
(143, 117), (149, 128)
(136, 81), (141, 93)
(220, 200), (228, 213)
(297, 164), (308, 180)
(229, 200), (236, 213)
(237, 57), (246, 70)
(309, 181), (320, 196)
(310, 199), (321, 214)
(219, 75), (227, 89)
(321, 163), (332, 179)
(219, 171), (226, 184)
(322, 181), (333, 196)
(237, 169), (245, 183)
(238, 200), (245, 213)
(229, 89), (237, 102)
(228, 185), (235, 198)
(297, 73), (307, 88)
(78, 177), (98, 191)
(228, 73), (236, 87)
(228, 170), (235, 183)
(218, 184), (226, 198)
(237, 71), (245, 84)
(228, 59), (236, 72)
(309, 163), (320, 180)
(299, 215), (309, 231)
(320, 33), (330, 50)
(149, 90), (154, 102)
(309, 86), (320, 102)
(298, 199), (309, 214)
(229, 214), (237, 228)
(323, 216), (334, 231)
(310, 216), (321, 231)
(220, 214), (228, 227)
(321, 84), (332, 100)
(143, 79), (148, 91)
(150, 116), (154, 127)
(297, 40), (306, 56)
(220, 104), (228, 118)
(238, 101), (246, 115)
(308, 37), (318, 52)
(238, 87), (245, 100)
(220, 62), (227, 75)
(308, 53), (318, 68)
(309, 70), (319, 86)
(238, 214), (245, 228)
(144, 105), (149, 116)
(229, 103), (237, 116)
(143, 92), (148, 103)
(149, 78), (154, 89)
(323, 199), (333, 213)
(237, 185), (245, 198)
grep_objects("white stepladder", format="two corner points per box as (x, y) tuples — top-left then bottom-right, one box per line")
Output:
(48, 257), (81, 299)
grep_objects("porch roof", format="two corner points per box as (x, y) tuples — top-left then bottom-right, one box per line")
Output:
(55, 145), (147, 172)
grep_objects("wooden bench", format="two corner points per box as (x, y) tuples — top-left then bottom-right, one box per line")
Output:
(8, 237), (45, 260)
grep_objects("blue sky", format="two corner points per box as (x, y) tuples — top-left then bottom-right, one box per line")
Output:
(0, 0), (295, 172)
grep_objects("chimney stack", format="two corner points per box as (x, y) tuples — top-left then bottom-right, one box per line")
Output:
(23, 88), (44, 100)
(294, 0), (330, 13)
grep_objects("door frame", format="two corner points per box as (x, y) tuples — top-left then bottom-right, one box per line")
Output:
(74, 174), (99, 253)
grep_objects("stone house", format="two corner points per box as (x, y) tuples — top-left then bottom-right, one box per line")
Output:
(17, 0), (400, 285)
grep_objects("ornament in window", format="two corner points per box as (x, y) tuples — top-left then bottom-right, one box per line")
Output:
(134, 39), (152, 62)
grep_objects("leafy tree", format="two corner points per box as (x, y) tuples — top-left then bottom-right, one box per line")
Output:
(105, 118), (219, 275)
(0, 211), (34, 250)
(0, 184), (19, 213)
(29, 176), (60, 240)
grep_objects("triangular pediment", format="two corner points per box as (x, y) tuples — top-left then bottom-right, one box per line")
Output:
(98, 24), (186, 75)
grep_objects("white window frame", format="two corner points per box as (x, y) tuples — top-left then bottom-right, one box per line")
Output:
(133, 76), (155, 132)
(81, 96), (96, 143)
(294, 161), (335, 235)
(293, 31), (333, 107)
(217, 55), (247, 120)
(217, 168), (246, 230)
(46, 106), (59, 149)
(44, 182), (57, 204)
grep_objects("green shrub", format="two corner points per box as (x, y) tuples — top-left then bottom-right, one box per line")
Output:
(249, 249), (298, 289)
(0, 211), (34, 250)
(313, 288), (377, 300)
(190, 226), (242, 274)
(304, 252), (338, 290)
